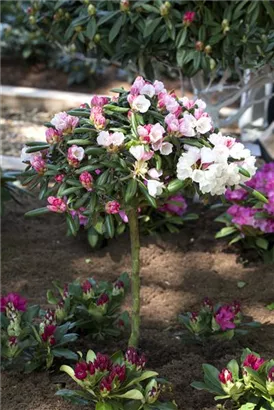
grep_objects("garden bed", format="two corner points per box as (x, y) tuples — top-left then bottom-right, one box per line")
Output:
(1, 196), (274, 410)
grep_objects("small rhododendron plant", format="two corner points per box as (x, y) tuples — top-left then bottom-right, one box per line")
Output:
(178, 298), (260, 342)
(1, 292), (78, 372)
(192, 348), (274, 409)
(216, 163), (274, 262)
(57, 348), (177, 409)
(46, 273), (130, 340)
(22, 77), (257, 347)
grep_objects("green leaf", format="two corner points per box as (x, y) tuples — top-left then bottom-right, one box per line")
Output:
(138, 181), (157, 208)
(22, 304), (40, 323)
(105, 214), (115, 238)
(95, 403), (113, 410)
(237, 281), (246, 289)
(126, 371), (158, 387)
(86, 350), (96, 363)
(115, 389), (144, 400)
(47, 290), (59, 304)
(255, 237), (269, 250)
(97, 10), (120, 26)
(202, 364), (224, 395)
(144, 17), (162, 38)
(109, 14), (125, 43)
(167, 179), (185, 194)
(25, 207), (50, 217)
(66, 213), (77, 236)
(227, 359), (239, 380)
(266, 302), (274, 311)
(125, 178), (137, 202)
(56, 389), (90, 405)
(215, 226), (237, 238)
(87, 227), (99, 248)
(53, 348), (78, 361)
(86, 17), (97, 39)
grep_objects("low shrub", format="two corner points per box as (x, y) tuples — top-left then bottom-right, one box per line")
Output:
(1, 293), (78, 372)
(178, 298), (260, 343)
(57, 347), (177, 409)
(216, 163), (274, 263)
(192, 348), (274, 410)
(46, 273), (130, 340)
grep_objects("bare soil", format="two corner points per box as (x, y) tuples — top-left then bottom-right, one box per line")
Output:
(1, 196), (274, 410)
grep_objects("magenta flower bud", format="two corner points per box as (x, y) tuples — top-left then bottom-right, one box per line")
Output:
(47, 196), (67, 213)
(114, 280), (124, 290)
(1, 293), (27, 313)
(8, 336), (18, 346)
(125, 347), (146, 370)
(74, 362), (88, 380)
(95, 169), (101, 175)
(105, 200), (120, 214)
(79, 171), (93, 191)
(94, 353), (112, 372)
(96, 293), (109, 306)
(88, 362), (96, 375)
(82, 280), (92, 294)
(90, 106), (107, 130)
(225, 188), (248, 202)
(54, 174), (65, 183)
(190, 311), (198, 322)
(91, 95), (109, 107)
(30, 155), (47, 175)
(44, 309), (56, 325)
(183, 11), (195, 26)
(218, 368), (233, 384)
(41, 324), (56, 345)
(100, 375), (112, 395)
(243, 354), (265, 371)
(268, 366), (274, 382)
(158, 194), (187, 216)
(45, 127), (62, 144)
(232, 300), (241, 315)
(203, 297), (213, 310)
(112, 364), (126, 382)
(214, 305), (235, 331)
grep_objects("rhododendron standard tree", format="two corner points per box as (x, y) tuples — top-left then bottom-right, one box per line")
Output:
(22, 77), (258, 347)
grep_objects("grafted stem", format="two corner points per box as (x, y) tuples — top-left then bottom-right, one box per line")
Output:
(128, 207), (141, 347)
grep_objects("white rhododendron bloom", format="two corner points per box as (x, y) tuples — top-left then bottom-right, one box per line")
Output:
(140, 84), (155, 98)
(153, 80), (166, 95)
(160, 142), (173, 156)
(147, 180), (164, 197)
(97, 131), (124, 147)
(176, 133), (256, 195)
(147, 168), (163, 180)
(21, 146), (36, 163)
(69, 145), (85, 161)
(132, 95), (151, 113)
(149, 123), (165, 143)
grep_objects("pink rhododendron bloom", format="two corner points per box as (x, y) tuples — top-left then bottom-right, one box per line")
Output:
(165, 113), (180, 132)
(227, 205), (256, 227)
(79, 171), (93, 191)
(137, 124), (153, 143)
(95, 169), (102, 175)
(264, 191), (274, 215)
(41, 324), (56, 345)
(70, 207), (88, 226)
(130, 76), (146, 95)
(140, 83), (155, 98)
(47, 196), (67, 213)
(183, 11), (195, 25)
(67, 144), (85, 167)
(243, 354), (265, 370)
(91, 95), (109, 106)
(159, 194), (187, 216)
(51, 112), (79, 134)
(215, 305), (235, 331)
(1, 293), (27, 312)
(149, 123), (165, 143)
(147, 168), (163, 180)
(129, 145), (154, 161)
(153, 80), (166, 95)
(30, 155), (46, 175)
(45, 127), (62, 144)
(181, 96), (196, 110)
(105, 200), (120, 214)
(225, 188), (248, 202)
(164, 94), (180, 114)
(54, 174), (65, 183)
(219, 368), (233, 384)
(90, 106), (107, 130)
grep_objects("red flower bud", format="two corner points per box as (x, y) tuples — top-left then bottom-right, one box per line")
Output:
(96, 293), (109, 306)
(74, 362), (88, 380)
(125, 347), (146, 369)
(94, 353), (112, 372)
(219, 368), (233, 384)
(268, 366), (274, 382)
(243, 354), (265, 371)
(82, 280), (92, 294)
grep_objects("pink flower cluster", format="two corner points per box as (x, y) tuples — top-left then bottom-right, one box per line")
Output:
(243, 354), (265, 371)
(67, 144), (85, 167)
(159, 194), (187, 216)
(41, 324), (56, 345)
(51, 111), (79, 135)
(70, 207), (89, 226)
(30, 154), (47, 175)
(183, 11), (195, 25)
(105, 200), (121, 214)
(225, 163), (274, 233)
(47, 196), (67, 213)
(1, 293), (27, 313)
(79, 171), (93, 191)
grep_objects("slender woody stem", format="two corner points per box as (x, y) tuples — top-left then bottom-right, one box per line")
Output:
(128, 207), (141, 347)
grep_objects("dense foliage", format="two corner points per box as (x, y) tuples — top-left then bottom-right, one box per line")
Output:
(192, 348), (274, 410)
(57, 348), (177, 409)
(178, 298), (260, 343)
(47, 273), (130, 339)
(216, 163), (274, 263)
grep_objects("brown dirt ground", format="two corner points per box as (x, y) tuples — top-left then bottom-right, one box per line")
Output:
(1, 196), (274, 410)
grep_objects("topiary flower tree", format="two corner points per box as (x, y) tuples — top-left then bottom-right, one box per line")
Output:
(22, 76), (258, 347)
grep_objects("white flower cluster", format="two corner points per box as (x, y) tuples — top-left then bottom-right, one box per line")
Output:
(176, 133), (256, 195)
